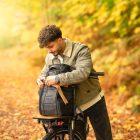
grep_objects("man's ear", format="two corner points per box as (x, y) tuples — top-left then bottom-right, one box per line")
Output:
(57, 38), (63, 43)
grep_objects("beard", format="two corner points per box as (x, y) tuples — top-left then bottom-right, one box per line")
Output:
(51, 41), (65, 56)
(54, 45), (63, 56)
(53, 51), (58, 56)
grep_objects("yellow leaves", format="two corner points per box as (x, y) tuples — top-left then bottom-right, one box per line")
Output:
(95, 4), (108, 24)
(126, 95), (140, 111)
(118, 85), (127, 94)
(106, 50), (117, 64)
(130, 6), (139, 21)
(117, 0), (129, 12)
(114, 133), (124, 140)
(134, 27), (140, 34)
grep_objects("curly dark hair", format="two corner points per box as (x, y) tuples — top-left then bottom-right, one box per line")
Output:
(38, 25), (62, 48)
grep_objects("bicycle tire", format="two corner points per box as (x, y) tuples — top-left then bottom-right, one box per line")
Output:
(42, 127), (84, 140)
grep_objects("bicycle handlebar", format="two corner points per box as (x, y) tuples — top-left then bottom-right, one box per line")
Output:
(89, 72), (105, 77)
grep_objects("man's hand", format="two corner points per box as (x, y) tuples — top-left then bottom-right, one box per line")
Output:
(36, 77), (45, 88)
(45, 75), (60, 86)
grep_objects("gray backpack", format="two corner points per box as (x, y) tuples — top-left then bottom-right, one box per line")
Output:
(38, 64), (76, 116)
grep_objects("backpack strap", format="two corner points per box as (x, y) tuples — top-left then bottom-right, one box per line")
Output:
(53, 84), (68, 104)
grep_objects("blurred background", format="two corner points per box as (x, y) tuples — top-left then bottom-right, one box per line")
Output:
(0, 0), (140, 139)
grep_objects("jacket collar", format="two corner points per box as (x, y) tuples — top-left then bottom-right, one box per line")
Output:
(62, 37), (73, 57)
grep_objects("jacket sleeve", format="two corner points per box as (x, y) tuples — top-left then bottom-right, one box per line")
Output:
(58, 46), (93, 85)
(36, 55), (49, 80)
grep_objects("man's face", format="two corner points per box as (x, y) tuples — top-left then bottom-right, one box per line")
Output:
(45, 38), (63, 56)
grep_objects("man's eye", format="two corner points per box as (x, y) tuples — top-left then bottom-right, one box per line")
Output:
(48, 45), (53, 48)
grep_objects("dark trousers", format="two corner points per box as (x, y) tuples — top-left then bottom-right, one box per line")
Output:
(83, 96), (113, 140)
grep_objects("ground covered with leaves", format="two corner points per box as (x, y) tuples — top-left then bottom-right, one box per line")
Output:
(0, 48), (139, 140)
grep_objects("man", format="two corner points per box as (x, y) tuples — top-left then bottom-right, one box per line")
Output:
(36, 24), (113, 140)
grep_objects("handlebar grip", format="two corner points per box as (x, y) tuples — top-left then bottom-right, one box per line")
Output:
(89, 72), (105, 77)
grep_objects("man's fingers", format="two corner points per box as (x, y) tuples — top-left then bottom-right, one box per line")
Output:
(45, 80), (56, 86)
(37, 79), (45, 88)
(46, 81), (52, 86)
(45, 80), (48, 85)
(38, 81), (43, 85)
(39, 84), (44, 88)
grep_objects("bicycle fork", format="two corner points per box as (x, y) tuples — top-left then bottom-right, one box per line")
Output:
(69, 118), (75, 140)
(69, 116), (89, 140)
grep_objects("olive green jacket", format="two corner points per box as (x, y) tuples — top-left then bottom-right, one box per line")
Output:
(37, 38), (102, 110)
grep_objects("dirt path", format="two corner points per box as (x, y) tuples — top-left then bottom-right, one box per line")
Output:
(0, 48), (139, 140)
(0, 48), (44, 139)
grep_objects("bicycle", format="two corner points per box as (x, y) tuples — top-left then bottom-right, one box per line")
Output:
(33, 72), (104, 140)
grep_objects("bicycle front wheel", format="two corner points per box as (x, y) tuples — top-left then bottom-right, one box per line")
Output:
(42, 127), (84, 140)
